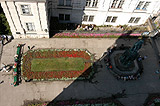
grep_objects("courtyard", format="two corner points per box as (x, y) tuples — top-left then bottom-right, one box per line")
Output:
(0, 37), (160, 106)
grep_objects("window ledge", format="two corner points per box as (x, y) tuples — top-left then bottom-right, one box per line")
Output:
(57, 5), (72, 9)
(85, 7), (98, 8)
(84, 7), (98, 11)
(26, 31), (36, 33)
(105, 22), (116, 23)
(26, 32), (37, 34)
(134, 9), (147, 13)
(108, 8), (123, 12)
(21, 14), (33, 16)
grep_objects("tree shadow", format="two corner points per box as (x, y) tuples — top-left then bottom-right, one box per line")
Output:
(44, 34), (160, 106)
(119, 28), (138, 39)
(46, 46), (130, 105)
(46, 57), (124, 106)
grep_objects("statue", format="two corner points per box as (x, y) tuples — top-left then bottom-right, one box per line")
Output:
(119, 40), (144, 67)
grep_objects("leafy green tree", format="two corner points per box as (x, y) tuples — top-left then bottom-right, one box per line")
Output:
(0, 4), (11, 35)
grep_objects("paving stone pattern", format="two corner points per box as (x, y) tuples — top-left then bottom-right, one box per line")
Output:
(0, 38), (160, 106)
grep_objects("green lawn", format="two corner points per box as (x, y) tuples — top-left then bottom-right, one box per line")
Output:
(31, 57), (85, 72)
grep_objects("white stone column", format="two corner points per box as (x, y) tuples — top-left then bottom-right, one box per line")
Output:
(38, 2), (48, 33)
(7, 2), (25, 35)
(32, 2), (42, 34)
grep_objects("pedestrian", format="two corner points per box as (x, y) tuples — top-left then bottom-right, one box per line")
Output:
(109, 65), (112, 69)
(144, 55), (147, 59)
(0, 80), (4, 84)
(28, 46), (30, 50)
(155, 69), (159, 74)
(138, 56), (142, 61)
(159, 61), (160, 67)
(1, 35), (6, 45)
(5, 35), (8, 42)
(7, 35), (13, 42)
(117, 76), (120, 80)
(122, 89), (126, 93)
(139, 70), (143, 75)
(1, 67), (6, 72)
(126, 76), (129, 80)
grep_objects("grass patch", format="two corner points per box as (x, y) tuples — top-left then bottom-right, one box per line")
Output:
(31, 57), (85, 72)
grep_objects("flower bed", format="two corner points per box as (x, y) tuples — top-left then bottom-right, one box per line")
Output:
(24, 102), (48, 106)
(48, 98), (124, 106)
(21, 49), (94, 81)
(53, 33), (141, 38)
(144, 94), (160, 106)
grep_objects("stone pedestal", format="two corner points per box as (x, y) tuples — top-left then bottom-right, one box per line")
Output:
(109, 50), (143, 78)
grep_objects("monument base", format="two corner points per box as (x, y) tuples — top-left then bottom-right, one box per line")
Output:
(109, 50), (143, 80)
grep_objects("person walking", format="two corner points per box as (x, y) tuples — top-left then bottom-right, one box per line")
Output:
(0, 80), (4, 84)
(155, 69), (159, 74)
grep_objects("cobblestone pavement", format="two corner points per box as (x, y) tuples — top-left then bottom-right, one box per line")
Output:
(0, 38), (160, 106)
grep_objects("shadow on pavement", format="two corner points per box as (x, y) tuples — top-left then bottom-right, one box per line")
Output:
(46, 35), (150, 106)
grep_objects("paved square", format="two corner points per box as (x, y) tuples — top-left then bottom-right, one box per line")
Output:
(0, 38), (160, 106)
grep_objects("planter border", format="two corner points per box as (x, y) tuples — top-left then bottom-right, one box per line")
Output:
(21, 48), (94, 81)
(53, 33), (142, 38)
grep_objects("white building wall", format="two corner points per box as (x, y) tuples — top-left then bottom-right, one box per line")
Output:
(1, 0), (49, 38)
(7, 2), (25, 36)
(38, 3), (48, 32)
(50, 0), (160, 26)
(1, 0), (160, 38)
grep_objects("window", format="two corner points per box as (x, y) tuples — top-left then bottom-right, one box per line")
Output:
(83, 15), (94, 22)
(142, 2), (150, 10)
(86, 0), (91, 7)
(111, 0), (118, 8)
(66, 0), (71, 6)
(128, 17), (135, 23)
(59, 14), (64, 20)
(111, 0), (125, 8)
(136, 1), (144, 10)
(111, 17), (117, 22)
(92, 0), (98, 7)
(59, 14), (70, 21)
(21, 5), (31, 14)
(65, 14), (70, 21)
(106, 16), (112, 22)
(86, 0), (98, 7)
(106, 16), (118, 23)
(59, 0), (64, 5)
(134, 17), (140, 23)
(117, 0), (125, 8)
(136, 1), (150, 10)
(89, 16), (94, 22)
(26, 23), (35, 31)
(83, 16), (88, 21)
(58, 0), (71, 6)
(128, 17), (141, 23)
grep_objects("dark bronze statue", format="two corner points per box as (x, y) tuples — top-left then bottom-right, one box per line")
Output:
(119, 40), (144, 67)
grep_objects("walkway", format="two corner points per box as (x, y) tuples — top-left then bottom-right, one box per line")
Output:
(0, 38), (160, 106)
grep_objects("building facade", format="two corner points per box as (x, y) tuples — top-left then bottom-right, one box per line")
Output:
(1, 0), (160, 38)
(49, 0), (160, 26)
(0, 0), (49, 38)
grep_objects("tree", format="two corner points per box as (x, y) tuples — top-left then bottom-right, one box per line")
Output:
(0, 4), (11, 35)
